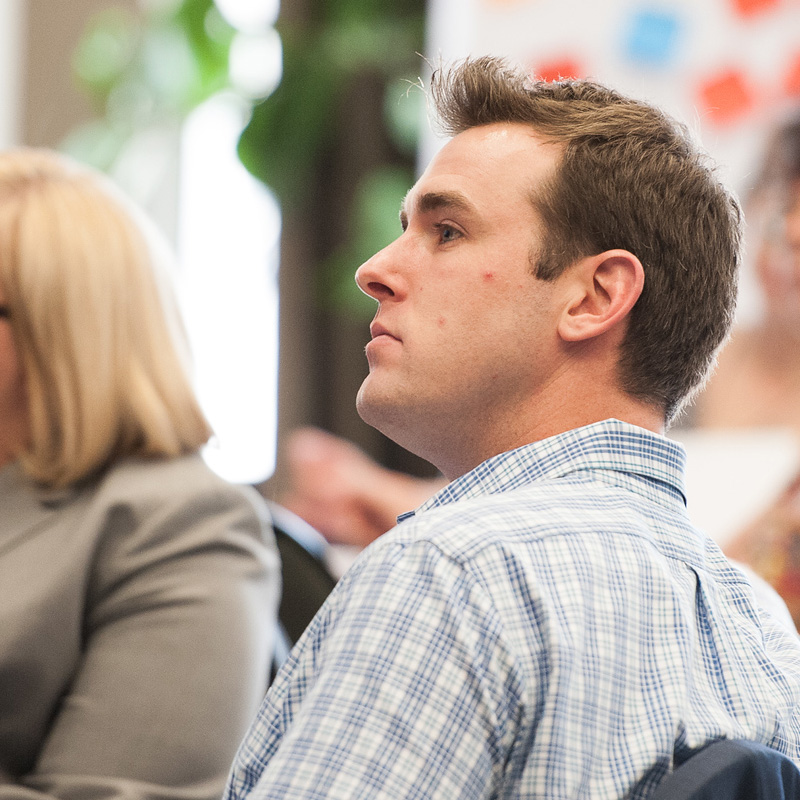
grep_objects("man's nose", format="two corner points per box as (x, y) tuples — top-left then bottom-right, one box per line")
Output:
(355, 241), (402, 302)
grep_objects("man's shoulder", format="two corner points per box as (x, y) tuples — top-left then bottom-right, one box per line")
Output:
(383, 474), (623, 564)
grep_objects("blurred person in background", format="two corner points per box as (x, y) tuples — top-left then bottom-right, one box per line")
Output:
(695, 114), (800, 433)
(696, 114), (800, 624)
(0, 148), (279, 800)
(280, 426), (438, 550)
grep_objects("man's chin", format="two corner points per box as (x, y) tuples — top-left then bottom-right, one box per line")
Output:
(355, 385), (390, 429)
(356, 383), (407, 439)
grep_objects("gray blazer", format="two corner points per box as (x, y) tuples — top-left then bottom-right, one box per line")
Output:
(0, 454), (280, 800)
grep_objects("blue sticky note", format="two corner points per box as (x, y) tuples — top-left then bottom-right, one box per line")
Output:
(624, 8), (682, 67)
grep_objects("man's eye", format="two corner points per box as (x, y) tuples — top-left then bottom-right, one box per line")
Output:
(435, 224), (461, 243)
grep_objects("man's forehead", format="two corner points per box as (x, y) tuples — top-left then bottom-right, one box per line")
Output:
(400, 124), (558, 222)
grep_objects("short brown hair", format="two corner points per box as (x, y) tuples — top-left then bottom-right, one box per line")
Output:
(0, 148), (212, 488)
(430, 56), (742, 422)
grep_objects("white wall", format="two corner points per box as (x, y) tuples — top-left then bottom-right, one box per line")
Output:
(424, 0), (800, 195)
(0, 0), (23, 148)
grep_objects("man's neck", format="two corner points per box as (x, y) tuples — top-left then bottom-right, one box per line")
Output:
(432, 397), (665, 482)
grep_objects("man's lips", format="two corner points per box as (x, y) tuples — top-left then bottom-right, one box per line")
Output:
(369, 322), (401, 342)
(365, 322), (401, 362)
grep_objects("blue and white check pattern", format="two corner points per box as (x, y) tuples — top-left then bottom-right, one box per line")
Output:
(226, 420), (800, 799)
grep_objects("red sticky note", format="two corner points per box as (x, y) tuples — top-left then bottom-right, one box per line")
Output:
(698, 69), (755, 125)
(531, 58), (584, 83)
(730, 0), (780, 16)
(785, 52), (800, 96)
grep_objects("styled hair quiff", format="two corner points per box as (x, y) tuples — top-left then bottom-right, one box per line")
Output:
(430, 57), (742, 422)
(0, 148), (212, 488)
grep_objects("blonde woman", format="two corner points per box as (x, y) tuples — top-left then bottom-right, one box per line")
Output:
(0, 148), (279, 800)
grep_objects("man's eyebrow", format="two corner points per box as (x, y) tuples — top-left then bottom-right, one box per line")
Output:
(399, 190), (477, 225)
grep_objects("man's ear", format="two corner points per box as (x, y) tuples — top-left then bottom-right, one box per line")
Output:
(557, 249), (644, 343)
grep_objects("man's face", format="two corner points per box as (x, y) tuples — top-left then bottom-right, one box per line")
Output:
(785, 178), (800, 280)
(754, 178), (800, 323)
(355, 122), (567, 476)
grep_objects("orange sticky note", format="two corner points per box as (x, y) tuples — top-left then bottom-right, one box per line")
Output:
(698, 69), (755, 125)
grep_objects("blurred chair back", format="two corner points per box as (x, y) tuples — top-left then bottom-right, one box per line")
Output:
(267, 502), (338, 644)
(649, 739), (800, 799)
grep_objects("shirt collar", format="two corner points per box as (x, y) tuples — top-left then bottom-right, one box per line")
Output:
(398, 419), (686, 523)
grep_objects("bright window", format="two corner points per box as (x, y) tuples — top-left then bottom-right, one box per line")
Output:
(178, 92), (280, 485)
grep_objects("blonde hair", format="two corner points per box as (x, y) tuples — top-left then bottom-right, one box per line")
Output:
(0, 148), (212, 488)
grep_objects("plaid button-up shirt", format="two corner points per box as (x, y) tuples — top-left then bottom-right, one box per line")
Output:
(226, 419), (800, 799)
